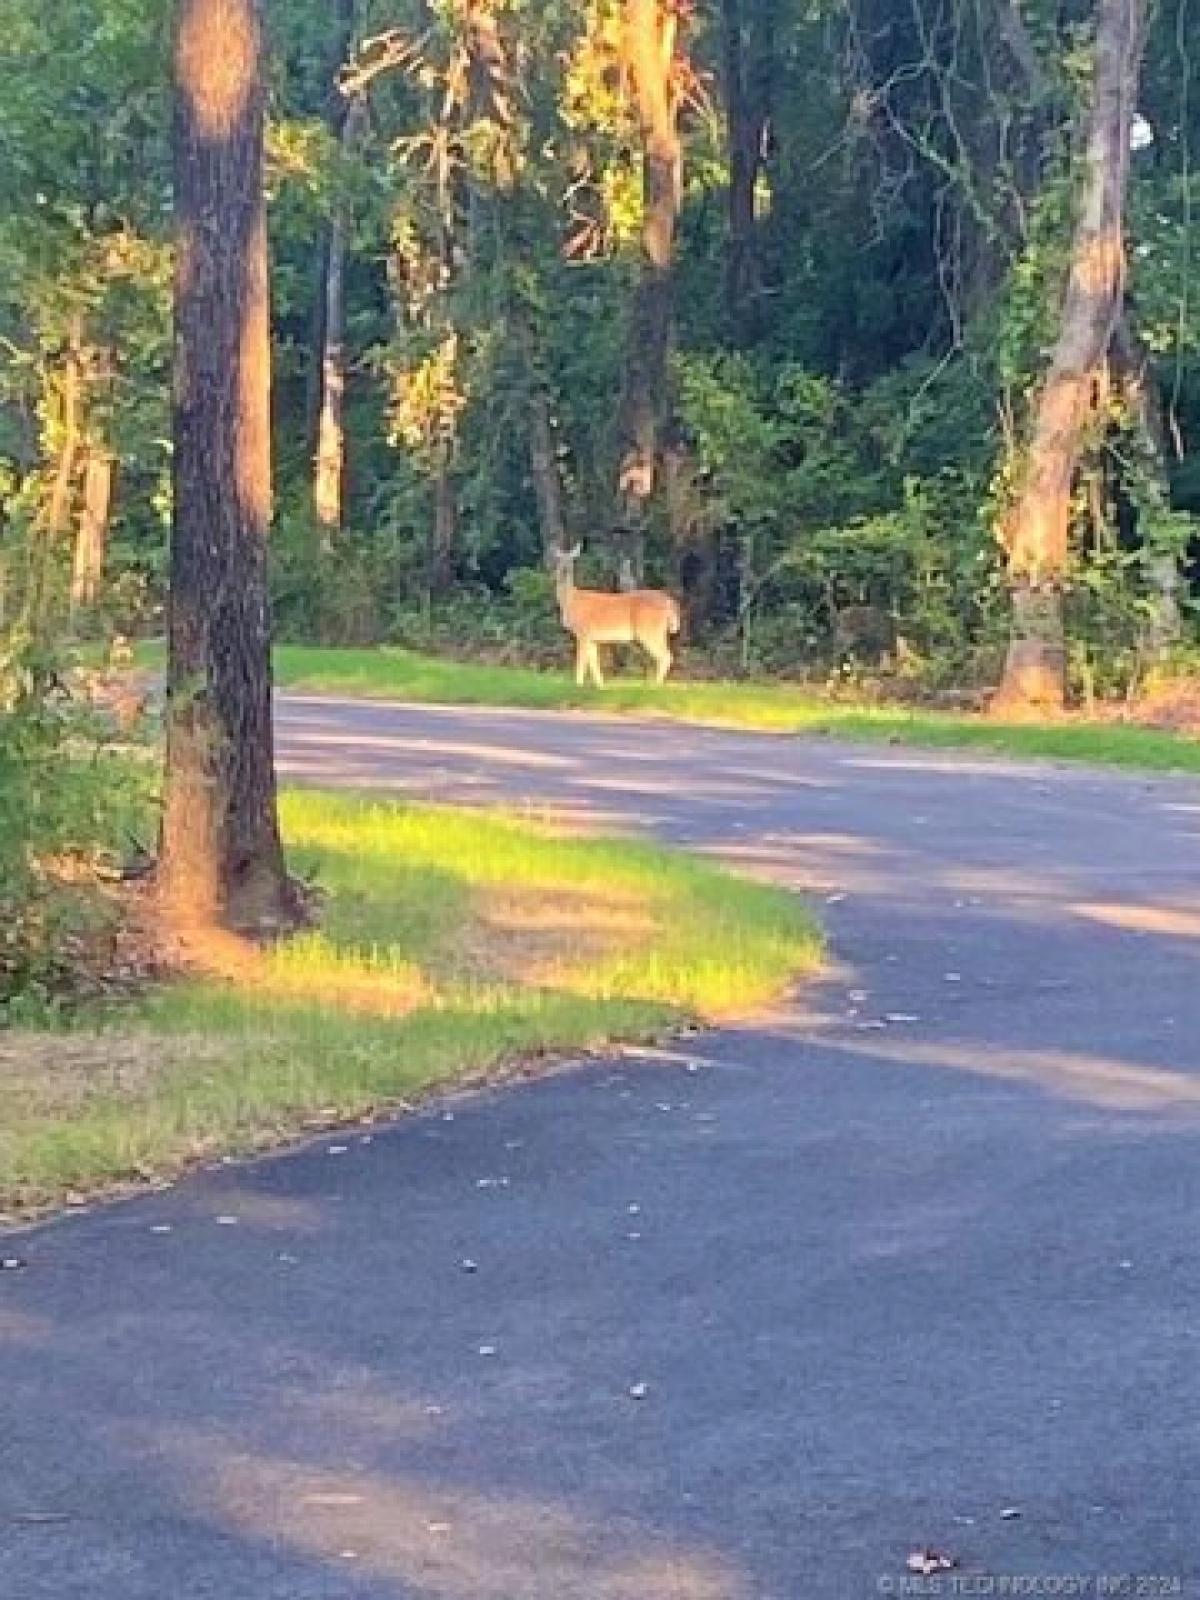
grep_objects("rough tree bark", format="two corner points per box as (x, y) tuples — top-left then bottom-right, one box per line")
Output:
(160, 0), (290, 932)
(614, 0), (683, 579)
(994, 0), (1145, 714)
(70, 448), (115, 615)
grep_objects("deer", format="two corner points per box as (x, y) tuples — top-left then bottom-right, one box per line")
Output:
(550, 544), (681, 687)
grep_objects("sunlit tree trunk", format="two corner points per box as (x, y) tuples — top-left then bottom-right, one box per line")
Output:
(70, 448), (115, 616)
(22, 318), (84, 640)
(614, 0), (683, 579)
(995, 0), (1145, 714)
(161, 0), (290, 932)
(46, 320), (83, 546)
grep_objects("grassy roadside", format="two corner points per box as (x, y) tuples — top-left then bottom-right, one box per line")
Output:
(109, 640), (1200, 772)
(1, 789), (820, 1219)
(270, 645), (1200, 774)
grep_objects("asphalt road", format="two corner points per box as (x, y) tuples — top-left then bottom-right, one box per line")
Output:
(5, 695), (1200, 1599)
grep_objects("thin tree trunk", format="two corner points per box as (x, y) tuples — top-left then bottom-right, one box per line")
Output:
(995, 0), (1145, 714)
(161, 0), (290, 932)
(306, 0), (358, 457)
(429, 442), (458, 594)
(70, 449), (115, 616)
(721, 0), (773, 343)
(512, 308), (567, 558)
(614, 0), (683, 577)
(46, 320), (84, 544)
(22, 319), (84, 640)
(313, 95), (366, 540)
(528, 380), (566, 559)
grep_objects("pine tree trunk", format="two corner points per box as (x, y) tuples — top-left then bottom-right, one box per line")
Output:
(995, 0), (1145, 714)
(161, 0), (290, 933)
(614, 0), (682, 572)
(70, 449), (115, 616)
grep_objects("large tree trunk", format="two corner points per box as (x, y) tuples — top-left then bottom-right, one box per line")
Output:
(161, 0), (290, 933)
(313, 95), (366, 540)
(70, 448), (115, 616)
(721, 0), (774, 344)
(994, 0), (1145, 715)
(614, 0), (683, 578)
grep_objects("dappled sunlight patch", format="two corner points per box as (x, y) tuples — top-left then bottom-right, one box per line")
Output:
(460, 884), (659, 989)
(4, 788), (818, 1212)
(1071, 901), (1200, 942)
(823, 1035), (1200, 1114)
(253, 939), (434, 1019)
(165, 1434), (746, 1600)
(0, 1307), (57, 1346)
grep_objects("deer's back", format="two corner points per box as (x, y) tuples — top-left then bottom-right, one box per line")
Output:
(565, 588), (677, 643)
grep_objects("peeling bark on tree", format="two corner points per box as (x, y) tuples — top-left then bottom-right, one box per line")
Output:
(614, 0), (683, 577)
(70, 449), (115, 615)
(161, 0), (290, 933)
(995, 0), (1145, 715)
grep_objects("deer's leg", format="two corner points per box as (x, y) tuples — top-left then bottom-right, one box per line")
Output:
(588, 642), (606, 687)
(574, 638), (588, 686)
(648, 635), (672, 685)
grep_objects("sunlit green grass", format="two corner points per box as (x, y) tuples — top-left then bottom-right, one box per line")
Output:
(1, 789), (820, 1215)
(273, 645), (1200, 772)
(115, 639), (1200, 771)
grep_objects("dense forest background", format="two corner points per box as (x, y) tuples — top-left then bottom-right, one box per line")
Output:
(1, 0), (1197, 699)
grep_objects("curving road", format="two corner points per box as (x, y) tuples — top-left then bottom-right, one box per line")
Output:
(4, 695), (1200, 1598)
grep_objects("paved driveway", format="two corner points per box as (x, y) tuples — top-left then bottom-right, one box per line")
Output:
(4, 696), (1200, 1598)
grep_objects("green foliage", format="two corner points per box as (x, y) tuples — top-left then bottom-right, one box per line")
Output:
(0, 639), (152, 1011)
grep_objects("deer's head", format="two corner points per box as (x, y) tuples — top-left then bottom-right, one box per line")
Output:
(549, 543), (582, 595)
